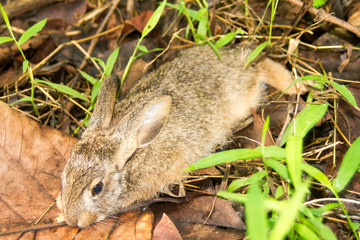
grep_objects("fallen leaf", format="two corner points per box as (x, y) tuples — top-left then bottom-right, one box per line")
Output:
(134, 210), (154, 240)
(117, 58), (150, 96)
(0, 68), (22, 88)
(34, 0), (87, 24)
(153, 213), (183, 240)
(1, 0), (59, 22)
(251, 109), (273, 146)
(347, 1), (360, 27)
(179, 223), (245, 240)
(110, 210), (154, 240)
(152, 196), (245, 231)
(0, 102), (76, 222)
(125, 10), (154, 34)
(0, 101), (77, 238)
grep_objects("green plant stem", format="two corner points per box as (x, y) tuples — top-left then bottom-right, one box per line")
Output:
(254, 1), (272, 35)
(120, 40), (141, 87)
(244, 0), (249, 16)
(182, 3), (198, 43)
(28, 66), (38, 115)
(195, 0), (204, 8)
(333, 191), (359, 239)
(269, 0), (279, 44)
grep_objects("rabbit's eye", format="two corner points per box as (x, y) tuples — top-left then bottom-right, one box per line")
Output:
(92, 182), (103, 196)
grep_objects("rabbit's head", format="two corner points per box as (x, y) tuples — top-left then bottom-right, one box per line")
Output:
(59, 136), (124, 227)
(58, 75), (172, 228)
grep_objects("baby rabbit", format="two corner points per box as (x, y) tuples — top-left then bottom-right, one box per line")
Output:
(58, 45), (302, 228)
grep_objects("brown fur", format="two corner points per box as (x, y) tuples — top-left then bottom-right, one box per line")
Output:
(58, 45), (304, 228)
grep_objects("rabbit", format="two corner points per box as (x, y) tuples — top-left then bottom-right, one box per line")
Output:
(57, 44), (305, 228)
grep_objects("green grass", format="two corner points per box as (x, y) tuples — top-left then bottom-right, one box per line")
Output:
(0, 4), (48, 115)
(1, 1), (359, 238)
(187, 100), (360, 239)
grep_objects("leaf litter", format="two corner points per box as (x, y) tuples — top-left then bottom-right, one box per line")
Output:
(0, 0), (359, 239)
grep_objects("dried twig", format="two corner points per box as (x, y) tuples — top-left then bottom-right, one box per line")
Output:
(0, 197), (184, 237)
(287, 0), (360, 38)
(0, 222), (67, 237)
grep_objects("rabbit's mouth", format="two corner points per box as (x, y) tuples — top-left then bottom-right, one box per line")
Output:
(68, 211), (105, 228)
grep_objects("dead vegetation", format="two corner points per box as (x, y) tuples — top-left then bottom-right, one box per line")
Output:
(0, 0), (360, 239)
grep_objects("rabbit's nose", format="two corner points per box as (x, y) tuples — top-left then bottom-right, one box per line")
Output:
(76, 212), (99, 228)
(63, 210), (78, 227)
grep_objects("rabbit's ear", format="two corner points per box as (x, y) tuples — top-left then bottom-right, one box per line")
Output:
(136, 96), (172, 147)
(87, 75), (120, 132)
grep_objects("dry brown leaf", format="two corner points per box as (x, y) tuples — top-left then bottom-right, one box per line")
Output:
(117, 59), (150, 96)
(1, 0), (59, 21)
(135, 210), (154, 240)
(153, 213), (183, 240)
(0, 68), (22, 88)
(251, 109), (273, 146)
(110, 210), (154, 240)
(0, 102), (76, 237)
(35, 0), (87, 24)
(125, 10), (154, 34)
(347, 1), (360, 27)
(0, 102), (76, 222)
(180, 223), (245, 240)
(152, 196), (245, 231)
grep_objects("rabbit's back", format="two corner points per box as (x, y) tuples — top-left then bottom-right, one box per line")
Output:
(112, 46), (266, 206)
(114, 45), (262, 146)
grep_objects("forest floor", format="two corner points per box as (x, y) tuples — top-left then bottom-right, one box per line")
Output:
(0, 0), (360, 239)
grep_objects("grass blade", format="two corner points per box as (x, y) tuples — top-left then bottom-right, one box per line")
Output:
(215, 32), (236, 48)
(92, 57), (106, 71)
(308, 218), (338, 240)
(333, 136), (360, 193)
(245, 41), (268, 67)
(185, 145), (285, 172)
(0, 4), (14, 38)
(135, 47), (163, 58)
(195, 8), (208, 36)
(79, 70), (97, 85)
(22, 60), (29, 73)
(246, 184), (269, 240)
(280, 104), (328, 146)
(227, 171), (267, 192)
(35, 79), (89, 102)
(9, 96), (32, 106)
(264, 159), (290, 182)
(91, 80), (102, 102)
(327, 81), (358, 107)
(286, 135), (303, 188)
(269, 182), (308, 240)
(184, 148), (262, 171)
(0, 36), (14, 44)
(255, 145), (286, 160)
(18, 19), (47, 46)
(275, 186), (285, 199)
(141, 0), (167, 37)
(217, 191), (248, 203)
(104, 47), (119, 77)
(308, 203), (339, 216)
(313, 0), (325, 8)
(294, 223), (321, 240)
(302, 163), (336, 193)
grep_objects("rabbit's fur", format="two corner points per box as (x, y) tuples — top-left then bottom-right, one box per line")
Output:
(58, 45), (303, 228)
